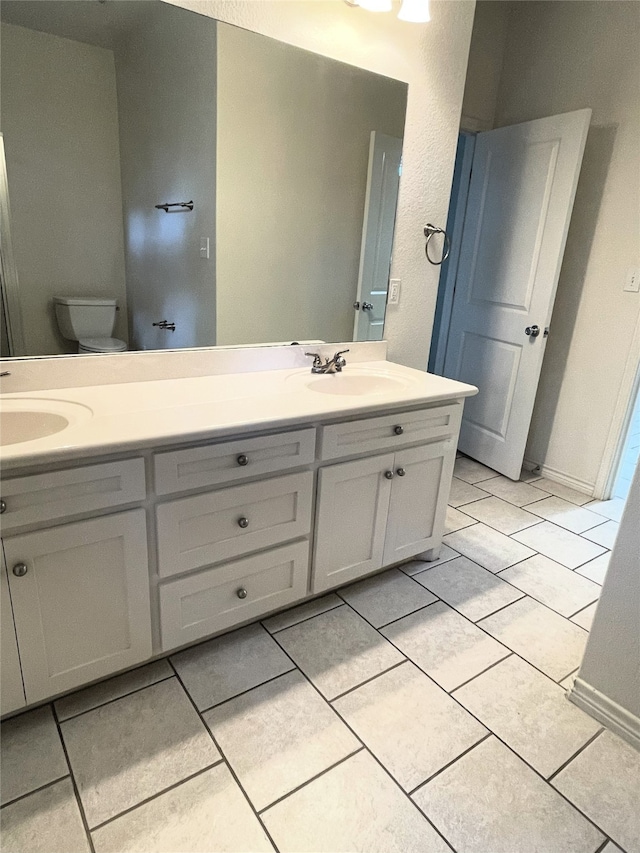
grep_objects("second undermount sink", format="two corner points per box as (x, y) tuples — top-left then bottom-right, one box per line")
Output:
(0, 398), (93, 446)
(287, 368), (411, 397)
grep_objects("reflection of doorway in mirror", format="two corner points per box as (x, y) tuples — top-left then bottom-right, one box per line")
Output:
(353, 132), (402, 342)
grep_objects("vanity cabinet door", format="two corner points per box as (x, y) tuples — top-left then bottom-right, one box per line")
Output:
(313, 454), (394, 593)
(1, 550), (26, 716)
(383, 440), (454, 566)
(4, 510), (152, 704)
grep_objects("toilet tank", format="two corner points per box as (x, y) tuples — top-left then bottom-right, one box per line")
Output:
(53, 296), (117, 341)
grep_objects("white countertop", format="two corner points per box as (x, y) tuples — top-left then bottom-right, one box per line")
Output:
(0, 360), (477, 470)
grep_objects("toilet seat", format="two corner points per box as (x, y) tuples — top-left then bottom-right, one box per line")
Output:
(78, 337), (127, 354)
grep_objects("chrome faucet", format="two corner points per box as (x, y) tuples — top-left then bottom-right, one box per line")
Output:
(305, 349), (349, 374)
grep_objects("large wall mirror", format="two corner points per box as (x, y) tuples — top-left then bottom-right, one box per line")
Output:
(0, 1), (408, 357)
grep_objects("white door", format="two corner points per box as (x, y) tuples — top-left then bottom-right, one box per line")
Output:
(1, 550), (25, 715)
(443, 109), (591, 479)
(354, 132), (402, 342)
(313, 454), (393, 592)
(4, 510), (152, 703)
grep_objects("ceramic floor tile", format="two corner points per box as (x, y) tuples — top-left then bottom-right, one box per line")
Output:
(523, 495), (606, 533)
(499, 554), (600, 617)
(0, 778), (90, 853)
(203, 669), (359, 811)
(333, 661), (487, 791)
(479, 597), (588, 680)
(479, 475), (550, 507)
(55, 659), (174, 721)
(400, 544), (459, 576)
(448, 477), (490, 507)
(381, 601), (509, 691)
(513, 521), (606, 569)
(61, 678), (221, 828)
(415, 556), (523, 621)
(559, 670), (578, 690)
(454, 457), (498, 484)
(453, 656), (601, 778)
(576, 552), (611, 585)
(171, 623), (294, 710)
(584, 498), (626, 522)
(460, 496), (540, 535)
(262, 594), (343, 633)
(275, 605), (404, 700)
(339, 568), (437, 628)
(92, 764), (273, 853)
(519, 469), (544, 483)
(583, 520), (619, 549)
(532, 478), (593, 506)
(0, 705), (68, 806)
(553, 731), (640, 853)
(600, 843), (625, 853)
(444, 522), (536, 572)
(262, 750), (451, 853)
(444, 505), (475, 534)
(571, 601), (598, 630)
(413, 736), (604, 853)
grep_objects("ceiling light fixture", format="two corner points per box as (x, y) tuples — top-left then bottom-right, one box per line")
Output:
(356, 0), (393, 11)
(398, 0), (431, 23)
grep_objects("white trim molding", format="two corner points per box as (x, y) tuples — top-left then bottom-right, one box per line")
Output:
(522, 458), (594, 497)
(569, 676), (640, 752)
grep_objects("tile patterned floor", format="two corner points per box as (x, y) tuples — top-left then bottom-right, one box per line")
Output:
(2, 461), (638, 853)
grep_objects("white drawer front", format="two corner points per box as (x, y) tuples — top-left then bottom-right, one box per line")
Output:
(319, 404), (462, 461)
(156, 471), (313, 577)
(0, 459), (146, 532)
(160, 541), (310, 651)
(154, 428), (316, 495)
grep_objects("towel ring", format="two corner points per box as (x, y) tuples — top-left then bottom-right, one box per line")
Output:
(424, 224), (451, 266)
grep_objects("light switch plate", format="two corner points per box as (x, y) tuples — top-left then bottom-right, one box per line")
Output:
(624, 267), (640, 292)
(388, 279), (401, 305)
(200, 237), (210, 259)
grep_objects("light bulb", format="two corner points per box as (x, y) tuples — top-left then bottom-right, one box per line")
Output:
(357, 0), (393, 12)
(398, 0), (431, 23)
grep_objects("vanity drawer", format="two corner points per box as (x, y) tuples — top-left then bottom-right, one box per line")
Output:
(154, 428), (316, 495)
(319, 404), (462, 461)
(159, 541), (309, 650)
(0, 459), (146, 532)
(156, 471), (313, 577)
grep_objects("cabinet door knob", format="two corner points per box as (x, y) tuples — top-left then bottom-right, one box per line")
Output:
(393, 425), (404, 436)
(396, 467), (406, 477)
(0, 499), (6, 514)
(237, 454), (249, 466)
(238, 517), (249, 529)
(384, 470), (394, 480)
(236, 587), (248, 599)
(12, 563), (28, 577)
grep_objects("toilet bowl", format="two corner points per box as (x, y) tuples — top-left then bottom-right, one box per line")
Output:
(78, 337), (128, 354)
(53, 296), (127, 354)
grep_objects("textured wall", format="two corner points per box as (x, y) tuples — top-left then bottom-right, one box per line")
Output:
(165, 0), (476, 369)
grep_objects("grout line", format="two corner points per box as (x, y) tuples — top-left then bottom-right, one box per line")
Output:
(0, 774), (70, 811)
(55, 674), (176, 724)
(449, 653), (514, 694)
(567, 598), (600, 621)
(557, 667), (579, 686)
(342, 596), (441, 632)
(167, 658), (282, 853)
(471, 594), (527, 622)
(88, 760), (224, 834)
(408, 732), (492, 796)
(196, 666), (297, 716)
(329, 660), (408, 703)
(51, 703), (96, 853)
(593, 838), (615, 853)
(546, 729), (604, 782)
(257, 747), (365, 815)
(264, 602), (345, 635)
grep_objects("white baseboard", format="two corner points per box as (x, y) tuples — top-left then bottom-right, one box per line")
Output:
(522, 458), (594, 497)
(568, 677), (640, 751)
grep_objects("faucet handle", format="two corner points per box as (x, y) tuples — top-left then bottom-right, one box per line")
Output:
(334, 349), (350, 359)
(305, 352), (323, 367)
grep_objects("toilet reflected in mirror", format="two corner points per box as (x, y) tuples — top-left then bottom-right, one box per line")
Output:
(53, 296), (127, 355)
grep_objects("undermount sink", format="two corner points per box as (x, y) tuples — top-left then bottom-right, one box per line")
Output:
(0, 398), (93, 446)
(287, 369), (410, 397)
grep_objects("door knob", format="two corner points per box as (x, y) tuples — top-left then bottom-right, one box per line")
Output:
(12, 563), (28, 577)
(384, 470), (394, 480)
(525, 325), (540, 337)
(362, 302), (373, 311)
(238, 517), (249, 529)
(396, 467), (406, 477)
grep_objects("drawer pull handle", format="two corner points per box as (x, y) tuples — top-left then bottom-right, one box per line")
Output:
(394, 425), (404, 436)
(12, 563), (28, 578)
(0, 499), (6, 514)
(237, 454), (249, 466)
(384, 470), (394, 480)
(236, 587), (248, 600)
(396, 467), (406, 477)
(238, 517), (250, 529)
